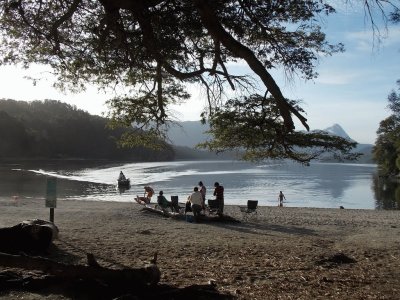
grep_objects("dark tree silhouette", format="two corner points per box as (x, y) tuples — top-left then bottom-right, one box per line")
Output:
(0, 99), (174, 160)
(373, 80), (400, 176)
(0, 1), (397, 161)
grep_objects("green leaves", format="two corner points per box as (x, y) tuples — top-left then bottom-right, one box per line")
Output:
(373, 80), (400, 176)
(0, 0), (345, 128)
(198, 94), (359, 164)
(0, 1), (396, 161)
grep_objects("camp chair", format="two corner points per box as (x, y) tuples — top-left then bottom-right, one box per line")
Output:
(170, 195), (181, 213)
(207, 199), (219, 215)
(239, 200), (258, 221)
(156, 195), (173, 212)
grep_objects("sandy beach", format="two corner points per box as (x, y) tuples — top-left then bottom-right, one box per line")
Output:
(1, 197), (400, 299)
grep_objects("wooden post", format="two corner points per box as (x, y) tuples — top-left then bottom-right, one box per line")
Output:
(46, 177), (57, 223)
(49, 208), (54, 222)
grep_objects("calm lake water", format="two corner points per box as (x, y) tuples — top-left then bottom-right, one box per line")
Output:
(0, 159), (398, 210)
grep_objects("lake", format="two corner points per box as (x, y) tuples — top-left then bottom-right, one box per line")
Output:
(0, 159), (398, 210)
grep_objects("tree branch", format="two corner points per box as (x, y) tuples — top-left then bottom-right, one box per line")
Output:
(193, 0), (309, 131)
(50, 0), (82, 53)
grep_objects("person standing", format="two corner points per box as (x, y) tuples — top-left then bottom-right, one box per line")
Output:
(213, 182), (224, 216)
(135, 186), (154, 204)
(144, 186), (154, 203)
(198, 181), (206, 211)
(278, 191), (286, 207)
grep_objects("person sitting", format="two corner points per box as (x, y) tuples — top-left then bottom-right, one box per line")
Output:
(157, 191), (173, 211)
(187, 186), (203, 222)
(118, 171), (126, 181)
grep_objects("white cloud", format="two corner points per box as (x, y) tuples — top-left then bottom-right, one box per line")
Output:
(315, 71), (359, 85)
(342, 22), (399, 53)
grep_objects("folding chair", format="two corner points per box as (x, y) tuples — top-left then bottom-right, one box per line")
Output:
(207, 199), (219, 215)
(239, 200), (258, 221)
(156, 195), (174, 212)
(170, 195), (181, 213)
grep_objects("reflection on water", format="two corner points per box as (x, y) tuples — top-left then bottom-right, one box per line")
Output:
(372, 175), (400, 209)
(0, 159), (394, 210)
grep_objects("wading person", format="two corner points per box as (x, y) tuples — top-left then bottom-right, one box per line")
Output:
(278, 191), (286, 207)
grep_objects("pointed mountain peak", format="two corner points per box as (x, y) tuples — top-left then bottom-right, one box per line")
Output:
(324, 124), (352, 140)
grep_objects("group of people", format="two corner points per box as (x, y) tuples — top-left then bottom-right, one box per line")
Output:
(185, 181), (224, 222)
(125, 167), (286, 216)
(132, 180), (225, 222)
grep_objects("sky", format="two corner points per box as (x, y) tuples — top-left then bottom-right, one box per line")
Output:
(0, 1), (399, 145)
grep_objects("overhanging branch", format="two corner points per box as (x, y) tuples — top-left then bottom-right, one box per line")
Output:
(193, 0), (309, 131)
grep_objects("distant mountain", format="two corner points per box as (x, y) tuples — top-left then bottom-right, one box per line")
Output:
(168, 121), (357, 147)
(320, 124), (373, 162)
(167, 121), (210, 148)
(323, 123), (353, 141)
(167, 121), (236, 160)
(167, 121), (374, 163)
(354, 144), (374, 163)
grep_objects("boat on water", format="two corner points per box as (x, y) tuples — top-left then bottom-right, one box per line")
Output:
(117, 178), (130, 188)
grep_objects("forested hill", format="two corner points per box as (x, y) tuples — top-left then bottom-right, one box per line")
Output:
(0, 99), (174, 161)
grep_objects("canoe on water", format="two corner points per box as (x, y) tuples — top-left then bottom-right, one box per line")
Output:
(117, 178), (130, 188)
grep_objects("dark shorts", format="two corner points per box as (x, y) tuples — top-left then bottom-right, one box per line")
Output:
(192, 204), (202, 214)
(217, 198), (224, 214)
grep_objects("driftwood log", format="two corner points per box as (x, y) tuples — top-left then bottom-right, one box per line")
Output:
(0, 252), (161, 286)
(0, 251), (160, 298)
(0, 252), (232, 299)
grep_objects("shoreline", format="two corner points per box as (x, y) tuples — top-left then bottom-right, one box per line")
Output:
(1, 198), (400, 299)
(0, 194), (392, 211)
(0, 160), (385, 210)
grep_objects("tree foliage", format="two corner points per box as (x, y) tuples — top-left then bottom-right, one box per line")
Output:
(199, 94), (359, 163)
(0, 1), (397, 161)
(373, 80), (400, 176)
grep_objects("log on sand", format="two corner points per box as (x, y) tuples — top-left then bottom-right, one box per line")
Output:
(0, 252), (160, 299)
(0, 252), (232, 299)
(0, 252), (161, 286)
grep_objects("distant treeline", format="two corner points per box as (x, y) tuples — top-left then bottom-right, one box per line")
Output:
(0, 99), (174, 161)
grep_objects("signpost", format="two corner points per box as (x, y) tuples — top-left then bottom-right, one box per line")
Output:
(46, 177), (57, 222)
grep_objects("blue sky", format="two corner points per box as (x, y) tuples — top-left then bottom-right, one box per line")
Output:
(0, 2), (398, 145)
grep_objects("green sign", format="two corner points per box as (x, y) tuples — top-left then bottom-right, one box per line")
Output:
(46, 177), (57, 208)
